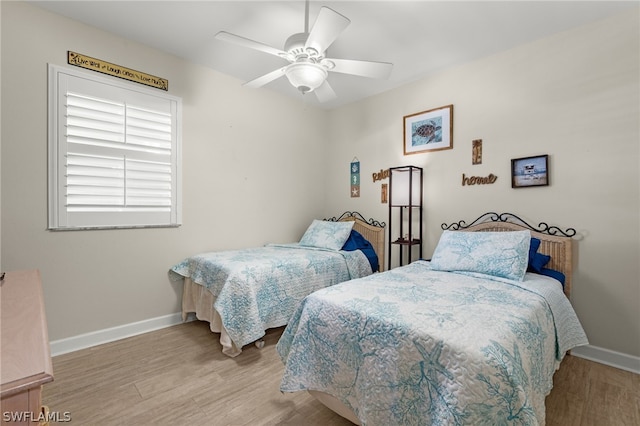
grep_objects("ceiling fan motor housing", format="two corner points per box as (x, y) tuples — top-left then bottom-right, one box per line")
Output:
(284, 32), (321, 60)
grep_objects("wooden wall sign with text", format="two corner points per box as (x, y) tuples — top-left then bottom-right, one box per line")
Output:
(68, 51), (168, 91)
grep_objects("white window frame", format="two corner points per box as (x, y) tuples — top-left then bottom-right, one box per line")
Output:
(48, 64), (182, 230)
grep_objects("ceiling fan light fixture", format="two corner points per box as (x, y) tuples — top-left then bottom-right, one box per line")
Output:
(285, 62), (327, 94)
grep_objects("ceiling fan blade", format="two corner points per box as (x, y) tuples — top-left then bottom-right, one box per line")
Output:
(215, 31), (287, 58)
(243, 67), (287, 88)
(305, 7), (350, 54)
(314, 80), (337, 103)
(326, 58), (393, 79)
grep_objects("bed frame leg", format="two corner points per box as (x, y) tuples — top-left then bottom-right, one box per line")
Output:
(255, 339), (265, 349)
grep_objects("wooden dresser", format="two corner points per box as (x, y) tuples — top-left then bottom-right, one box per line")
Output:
(1, 270), (54, 425)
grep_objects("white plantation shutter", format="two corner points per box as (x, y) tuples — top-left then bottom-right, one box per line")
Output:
(48, 65), (181, 230)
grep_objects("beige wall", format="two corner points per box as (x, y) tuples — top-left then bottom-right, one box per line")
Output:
(324, 10), (640, 359)
(1, 2), (638, 363)
(1, 2), (328, 340)
(0, 2), (2, 271)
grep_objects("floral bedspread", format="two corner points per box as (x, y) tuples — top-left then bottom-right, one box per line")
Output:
(170, 243), (372, 350)
(277, 260), (588, 425)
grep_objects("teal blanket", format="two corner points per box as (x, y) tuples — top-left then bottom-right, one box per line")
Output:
(277, 260), (588, 425)
(170, 243), (372, 351)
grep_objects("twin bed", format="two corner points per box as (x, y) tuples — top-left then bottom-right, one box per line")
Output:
(170, 212), (386, 357)
(276, 212), (588, 425)
(170, 211), (587, 425)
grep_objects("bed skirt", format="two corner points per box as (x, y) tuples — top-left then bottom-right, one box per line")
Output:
(181, 278), (242, 357)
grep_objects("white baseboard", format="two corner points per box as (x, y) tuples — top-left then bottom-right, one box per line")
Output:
(571, 344), (640, 374)
(49, 312), (191, 357)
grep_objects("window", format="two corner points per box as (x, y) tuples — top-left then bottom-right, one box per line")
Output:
(48, 64), (182, 230)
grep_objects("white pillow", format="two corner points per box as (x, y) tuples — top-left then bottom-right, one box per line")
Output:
(299, 220), (355, 250)
(430, 230), (531, 281)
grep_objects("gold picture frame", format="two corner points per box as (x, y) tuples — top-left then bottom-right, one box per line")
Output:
(403, 104), (453, 155)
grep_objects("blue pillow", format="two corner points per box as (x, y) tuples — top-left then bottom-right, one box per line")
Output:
(539, 267), (566, 287)
(528, 237), (551, 273)
(430, 230), (531, 281)
(529, 237), (541, 258)
(342, 230), (379, 272)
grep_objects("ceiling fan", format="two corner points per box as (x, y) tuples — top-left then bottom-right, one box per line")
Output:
(215, 1), (393, 102)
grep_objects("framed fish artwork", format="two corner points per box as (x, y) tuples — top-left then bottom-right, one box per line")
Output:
(403, 104), (453, 155)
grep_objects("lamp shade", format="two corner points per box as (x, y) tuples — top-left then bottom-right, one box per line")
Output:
(390, 166), (422, 206)
(285, 63), (328, 94)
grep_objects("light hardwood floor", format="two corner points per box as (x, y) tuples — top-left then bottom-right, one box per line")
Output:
(43, 321), (639, 425)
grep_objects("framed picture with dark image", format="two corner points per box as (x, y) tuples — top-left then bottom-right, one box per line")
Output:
(511, 155), (549, 188)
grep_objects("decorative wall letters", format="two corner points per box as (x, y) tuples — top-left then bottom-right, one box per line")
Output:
(462, 173), (497, 186)
(372, 168), (389, 182)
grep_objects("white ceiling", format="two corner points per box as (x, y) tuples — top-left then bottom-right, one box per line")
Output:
(29, 1), (637, 110)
